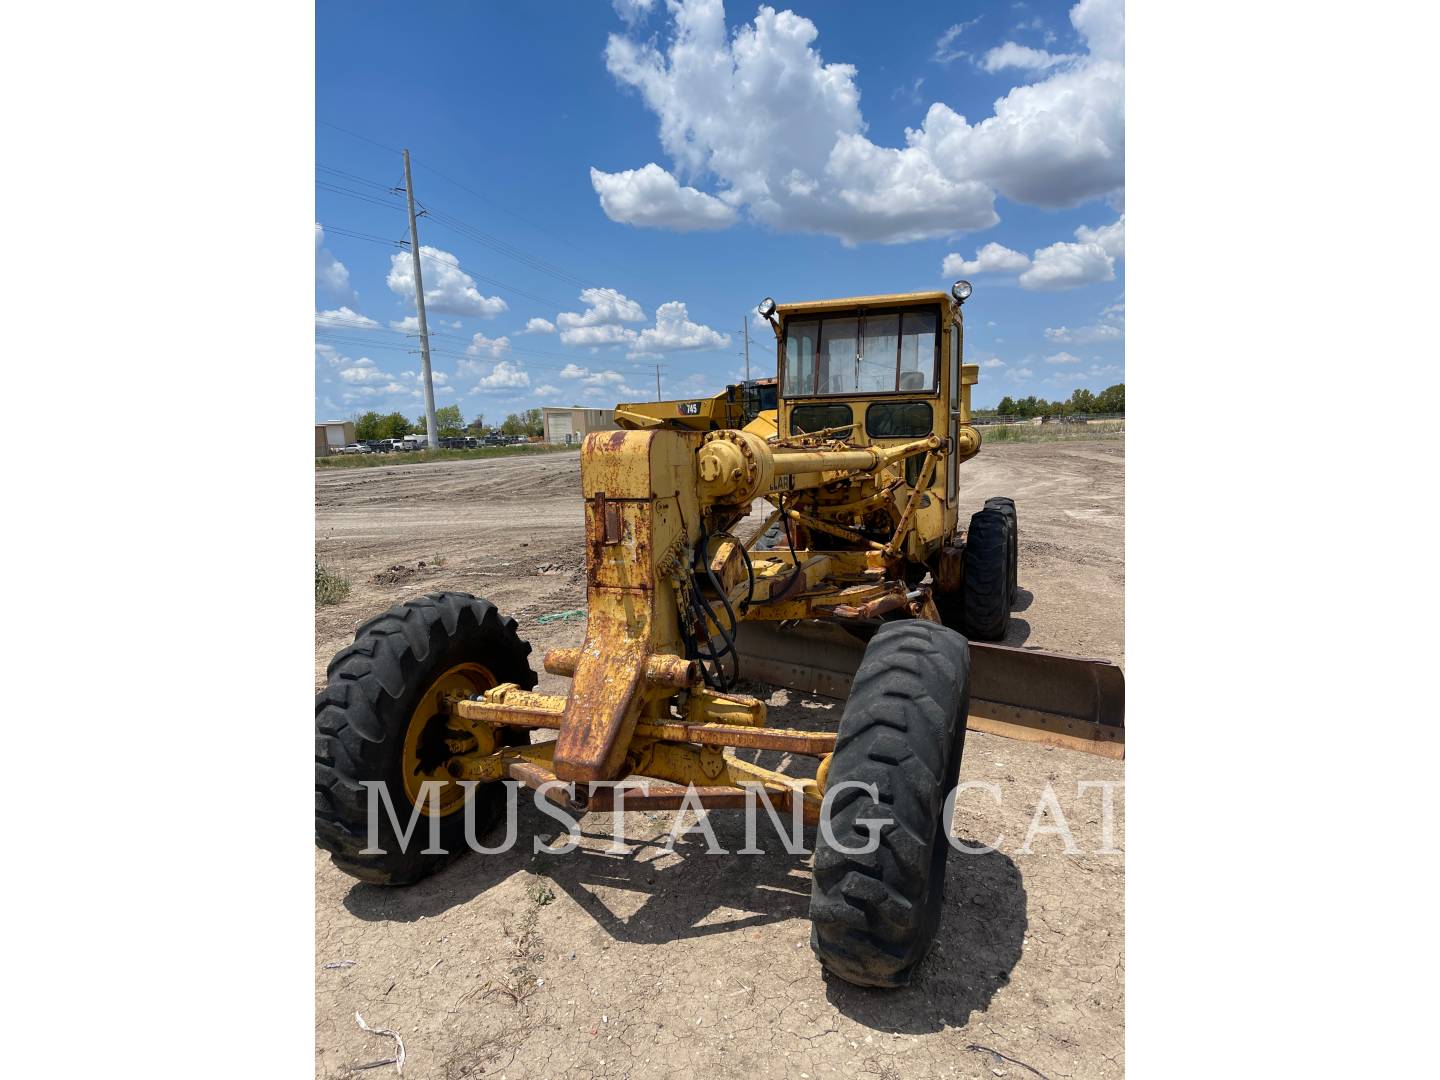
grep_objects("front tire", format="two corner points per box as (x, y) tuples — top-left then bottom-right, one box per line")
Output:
(960, 508), (1011, 641)
(809, 620), (971, 988)
(984, 496), (1018, 605)
(315, 593), (537, 885)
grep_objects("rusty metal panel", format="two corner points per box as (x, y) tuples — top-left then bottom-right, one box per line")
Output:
(552, 606), (651, 784)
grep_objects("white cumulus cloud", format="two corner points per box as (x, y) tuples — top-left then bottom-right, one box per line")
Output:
(1045, 296), (1124, 344)
(1045, 351), (1083, 365)
(555, 287), (648, 347)
(557, 287), (646, 334)
(387, 246), (508, 318)
(551, 288), (729, 356)
(631, 301), (730, 356)
(594, 0), (1122, 243)
(315, 224), (356, 305)
(980, 42), (1076, 72)
(942, 242), (1032, 277)
(1075, 213), (1125, 258)
(612, 0), (655, 26)
(1020, 241), (1115, 291)
(561, 364), (630, 387)
(473, 360), (530, 389)
(947, 213), (1124, 291)
(466, 333), (511, 358)
(337, 357), (388, 384)
(591, 164), (738, 231)
(316, 306), (380, 331)
(522, 317), (556, 334)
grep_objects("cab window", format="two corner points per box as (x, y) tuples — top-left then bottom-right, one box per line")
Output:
(783, 306), (939, 396)
(866, 401), (932, 438)
(783, 321), (818, 398)
(790, 403), (854, 435)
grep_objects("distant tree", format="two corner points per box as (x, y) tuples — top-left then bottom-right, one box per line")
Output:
(1069, 388), (1096, 414)
(408, 407), (463, 438)
(522, 407), (542, 436)
(379, 412), (412, 440)
(996, 395), (1017, 415)
(499, 412), (524, 436)
(433, 405), (464, 436)
(466, 413), (488, 435)
(1094, 383), (1125, 414)
(354, 411), (383, 441)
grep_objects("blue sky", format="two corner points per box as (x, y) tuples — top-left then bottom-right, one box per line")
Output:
(315, 0), (1124, 421)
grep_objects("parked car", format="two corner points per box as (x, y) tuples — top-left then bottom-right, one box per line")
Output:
(342, 443), (368, 455)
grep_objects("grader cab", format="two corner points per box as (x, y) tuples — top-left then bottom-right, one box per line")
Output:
(315, 282), (1124, 988)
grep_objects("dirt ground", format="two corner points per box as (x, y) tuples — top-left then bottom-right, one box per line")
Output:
(315, 437), (1125, 1079)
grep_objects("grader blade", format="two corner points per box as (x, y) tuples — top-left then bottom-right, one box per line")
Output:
(734, 620), (1125, 760)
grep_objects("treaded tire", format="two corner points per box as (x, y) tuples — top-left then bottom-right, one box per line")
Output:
(315, 592), (537, 885)
(809, 619), (971, 988)
(753, 520), (785, 551)
(960, 509), (1010, 641)
(984, 496), (1018, 605)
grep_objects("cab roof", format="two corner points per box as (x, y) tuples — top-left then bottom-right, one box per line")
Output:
(774, 290), (952, 317)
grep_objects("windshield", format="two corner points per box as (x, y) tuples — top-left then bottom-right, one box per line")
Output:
(783, 308), (938, 396)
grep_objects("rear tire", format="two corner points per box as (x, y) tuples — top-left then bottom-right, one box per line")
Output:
(960, 508), (1011, 641)
(809, 620), (971, 988)
(315, 593), (537, 885)
(984, 496), (1018, 605)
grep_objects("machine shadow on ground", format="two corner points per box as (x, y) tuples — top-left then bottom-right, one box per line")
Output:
(824, 845), (1027, 1032)
(340, 802), (1027, 1035)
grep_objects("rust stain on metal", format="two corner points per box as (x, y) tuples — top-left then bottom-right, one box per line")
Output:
(544, 648), (699, 689)
(632, 720), (833, 756)
(552, 607), (650, 783)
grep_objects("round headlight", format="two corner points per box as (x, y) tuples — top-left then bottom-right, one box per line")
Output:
(951, 280), (973, 303)
(758, 297), (776, 318)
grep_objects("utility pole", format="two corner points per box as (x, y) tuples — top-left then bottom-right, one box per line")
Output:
(402, 149), (440, 449)
(743, 314), (750, 383)
(654, 364), (662, 402)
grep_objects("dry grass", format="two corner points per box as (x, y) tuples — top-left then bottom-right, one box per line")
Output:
(314, 561), (351, 605)
(316, 444), (577, 469)
(980, 420), (1124, 443)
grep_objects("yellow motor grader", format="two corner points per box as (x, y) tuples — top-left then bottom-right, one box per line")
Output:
(613, 376), (777, 432)
(315, 282), (1123, 988)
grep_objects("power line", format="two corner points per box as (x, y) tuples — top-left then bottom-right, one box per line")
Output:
(314, 220), (574, 310)
(421, 205), (595, 291)
(317, 158), (606, 294)
(315, 180), (405, 212)
(317, 119), (401, 155)
(315, 164), (396, 192)
(315, 329), (667, 377)
(408, 151), (646, 282)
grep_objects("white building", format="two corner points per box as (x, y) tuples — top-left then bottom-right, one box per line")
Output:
(542, 407), (618, 445)
(315, 420), (356, 456)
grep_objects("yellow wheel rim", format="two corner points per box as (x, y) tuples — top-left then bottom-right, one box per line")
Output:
(401, 662), (499, 817)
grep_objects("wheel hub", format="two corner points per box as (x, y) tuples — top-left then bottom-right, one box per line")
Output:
(402, 662), (499, 817)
